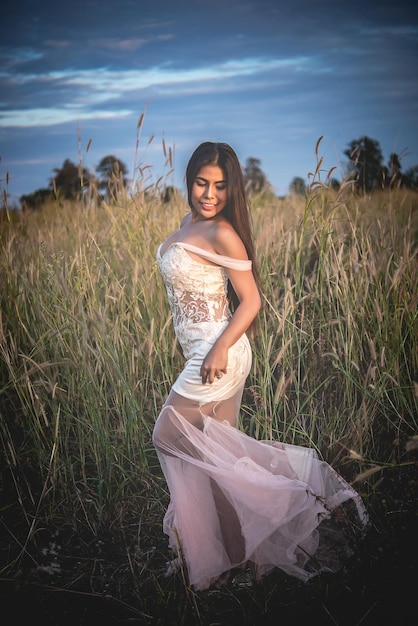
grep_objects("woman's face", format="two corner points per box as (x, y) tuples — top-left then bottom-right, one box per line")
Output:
(190, 164), (228, 221)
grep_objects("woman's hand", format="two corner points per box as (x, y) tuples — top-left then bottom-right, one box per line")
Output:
(200, 343), (228, 384)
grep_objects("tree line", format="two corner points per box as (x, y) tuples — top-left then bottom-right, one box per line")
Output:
(290, 136), (418, 195)
(19, 155), (129, 209)
(16, 136), (418, 209)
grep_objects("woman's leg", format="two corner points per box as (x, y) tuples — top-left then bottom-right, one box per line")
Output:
(152, 387), (247, 567)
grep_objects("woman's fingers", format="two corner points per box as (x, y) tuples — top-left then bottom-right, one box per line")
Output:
(200, 367), (227, 384)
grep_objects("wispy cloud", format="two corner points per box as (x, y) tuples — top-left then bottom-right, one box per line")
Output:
(0, 55), (313, 128)
(89, 35), (174, 51)
(0, 108), (133, 128)
(0, 47), (44, 69)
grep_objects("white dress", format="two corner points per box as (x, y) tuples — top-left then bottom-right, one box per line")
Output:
(153, 242), (368, 591)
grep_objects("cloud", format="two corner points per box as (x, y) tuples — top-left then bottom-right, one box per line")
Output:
(0, 55), (314, 128)
(0, 108), (133, 128)
(0, 47), (44, 70)
(88, 35), (175, 51)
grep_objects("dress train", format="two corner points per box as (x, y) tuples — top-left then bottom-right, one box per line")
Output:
(153, 397), (368, 591)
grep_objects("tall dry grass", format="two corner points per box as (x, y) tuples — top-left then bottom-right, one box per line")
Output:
(0, 147), (417, 576)
(248, 186), (417, 468)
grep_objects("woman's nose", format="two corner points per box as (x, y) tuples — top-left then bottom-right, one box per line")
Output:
(204, 184), (215, 198)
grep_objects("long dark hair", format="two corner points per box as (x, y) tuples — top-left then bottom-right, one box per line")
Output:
(186, 142), (261, 332)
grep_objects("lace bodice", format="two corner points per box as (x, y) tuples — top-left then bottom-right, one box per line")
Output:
(157, 242), (251, 356)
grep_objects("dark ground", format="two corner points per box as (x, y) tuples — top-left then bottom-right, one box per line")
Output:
(1, 463), (417, 626)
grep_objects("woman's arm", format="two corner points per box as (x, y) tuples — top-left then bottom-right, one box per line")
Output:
(200, 224), (261, 384)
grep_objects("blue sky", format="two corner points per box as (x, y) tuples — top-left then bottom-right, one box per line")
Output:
(1, 0), (418, 202)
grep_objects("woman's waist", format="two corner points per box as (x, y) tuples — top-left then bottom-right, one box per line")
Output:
(174, 319), (226, 342)
(175, 323), (250, 357)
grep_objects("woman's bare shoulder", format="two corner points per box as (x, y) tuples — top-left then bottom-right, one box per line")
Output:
(212, 220), (248, 260)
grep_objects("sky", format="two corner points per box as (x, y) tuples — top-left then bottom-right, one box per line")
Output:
(1, 0), (418, 203)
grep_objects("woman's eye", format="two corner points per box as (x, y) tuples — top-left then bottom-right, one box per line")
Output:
(194, 180), (226, 191)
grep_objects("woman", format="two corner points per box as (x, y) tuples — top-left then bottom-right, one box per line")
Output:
(153, 142), (368, 591)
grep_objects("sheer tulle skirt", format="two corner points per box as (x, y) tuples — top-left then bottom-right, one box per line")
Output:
(152, 389), (368, 591)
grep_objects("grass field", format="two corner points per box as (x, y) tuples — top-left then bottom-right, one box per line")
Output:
(0, 159), (417, 624)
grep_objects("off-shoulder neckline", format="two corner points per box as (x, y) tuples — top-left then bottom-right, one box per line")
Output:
(157, 241), (252, 271)
(158, 241), (212, 259)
